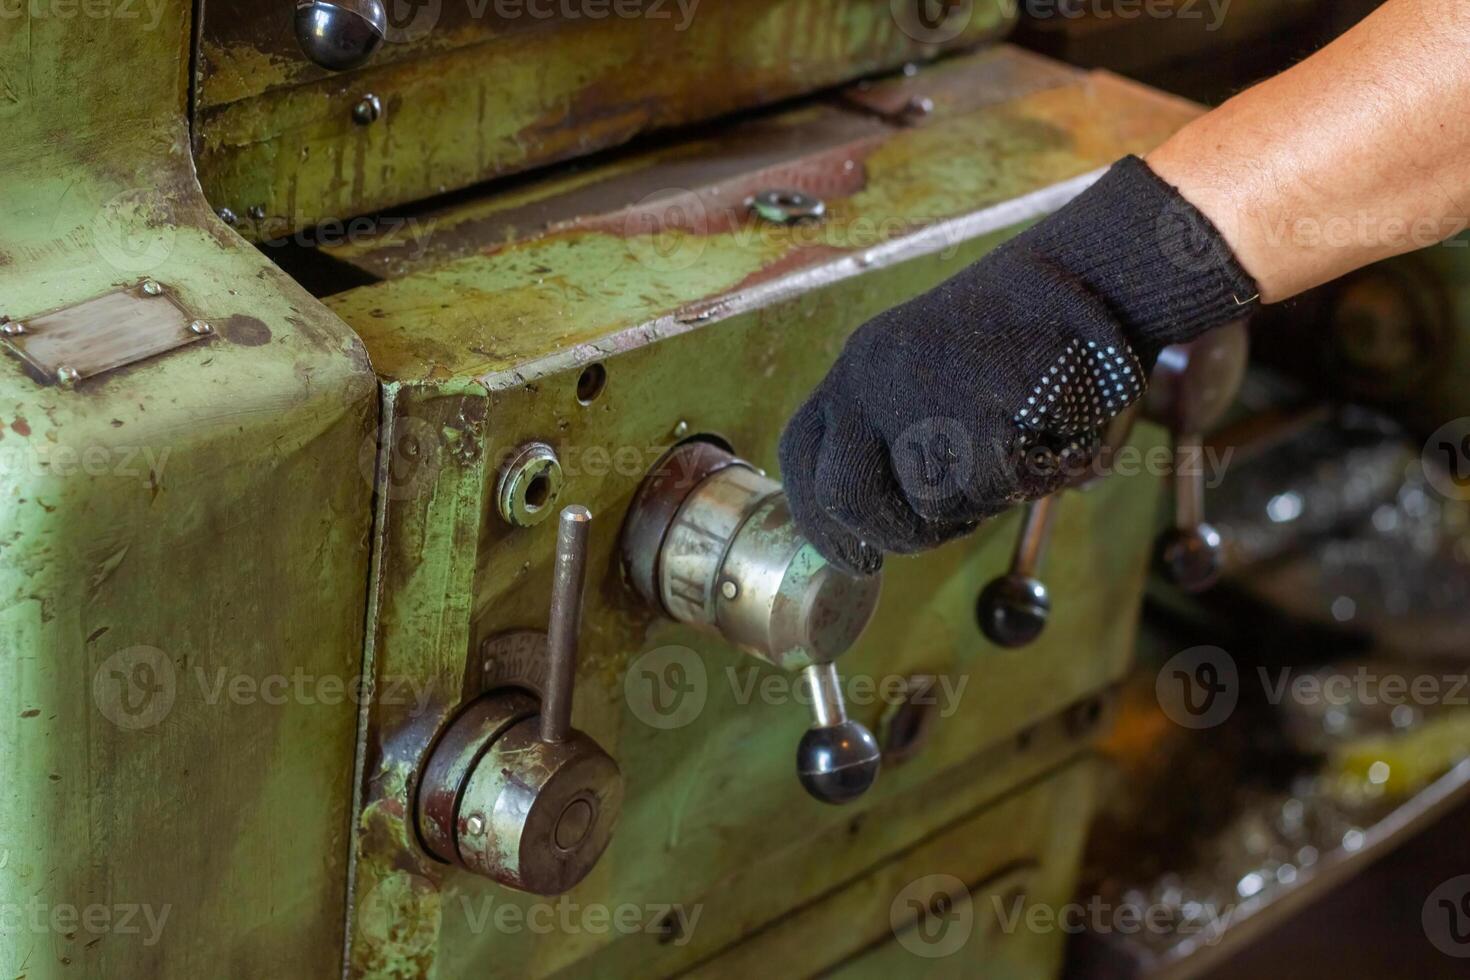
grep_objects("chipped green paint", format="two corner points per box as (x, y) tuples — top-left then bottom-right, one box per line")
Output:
(0, 4), (377, 978)
(195, 0), (1016, 238)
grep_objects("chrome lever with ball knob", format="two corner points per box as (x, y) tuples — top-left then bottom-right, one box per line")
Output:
(1145, 321), (1250, 593)
(977, 493), (1060, 648)
(415, 506), (623, 895)
(622, 440), (883, 804)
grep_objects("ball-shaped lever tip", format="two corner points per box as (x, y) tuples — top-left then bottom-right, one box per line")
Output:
(977, 574), (1051, 649)
(1157, 523), (1224, 593)
(294, 0), (388, 72)
(796, 721), (881, 805)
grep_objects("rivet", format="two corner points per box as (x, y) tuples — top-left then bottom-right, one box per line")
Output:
(1, 321), (26, 337)
(140, 279), (163, 297)
(672, 420), (690, 438)
(465, 814), (485, 836)
(189, 320), (213, 336)
(720, 579), (739, 600)
(56, 365), (81, 387)
(353, 93), (383, 126)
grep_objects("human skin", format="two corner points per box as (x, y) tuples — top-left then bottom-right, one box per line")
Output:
(1146, 0), (1470, 303)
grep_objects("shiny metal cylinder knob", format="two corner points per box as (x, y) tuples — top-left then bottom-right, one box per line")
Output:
(628, 442), (881, 671)
(294, 0), (387, 72)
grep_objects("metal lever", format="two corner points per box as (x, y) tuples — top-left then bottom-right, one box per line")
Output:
(294, 0), (388, 71)
(977, 494), (1060, 648)
(541, 506), (589, 744)
(416, 504), (623, 895)
(1156, 433), (1225, 592)
(1146, 322), (1248, 593)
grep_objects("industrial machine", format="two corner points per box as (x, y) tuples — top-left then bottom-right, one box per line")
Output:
(0, 2), (1372, 978)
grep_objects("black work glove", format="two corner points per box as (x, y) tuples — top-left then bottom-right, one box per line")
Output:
(779, 156), (1260, 575)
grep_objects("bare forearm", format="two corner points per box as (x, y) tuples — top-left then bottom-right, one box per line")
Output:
(1147, 0), (1470, 303)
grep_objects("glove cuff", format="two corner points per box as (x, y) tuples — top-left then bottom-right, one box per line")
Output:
(1017, 155), (1260, 362)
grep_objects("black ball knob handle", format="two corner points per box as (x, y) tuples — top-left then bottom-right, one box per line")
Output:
(797, 721), (881, 805)
(294, 0), (388, 72)
(1157, 522), (1224, 593)
(977, 495), (1060, 650)
(796, 662), (880, 804)
(978, 574), (1052, 648)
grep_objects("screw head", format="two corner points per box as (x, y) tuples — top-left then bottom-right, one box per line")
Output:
(217, 207), (239, 226)
(748, 188), (826, 226)
(189, 320), (214, 336)
(671, 419), (690, 438)
(56, 365), (81, 387)
(353, 93), (383, 126)
(720, 579), (739, 600)
(465, 814), (485, 837)
(1, 321), (26, 337)
(140, 279), (163, 297)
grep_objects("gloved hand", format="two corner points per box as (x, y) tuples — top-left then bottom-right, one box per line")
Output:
(779, 156), (1260, 575)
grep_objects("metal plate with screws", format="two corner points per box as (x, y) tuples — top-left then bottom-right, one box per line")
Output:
(0, 280), (214, 387)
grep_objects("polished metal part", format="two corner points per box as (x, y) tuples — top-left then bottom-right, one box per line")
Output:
(541, 506), (590, 744)
(140, 279), (163, 297)
(293, 0), (388, 72)
(217, 207), (239, 226)
(748, 189), (826, 225)
(496, 442), (565, 528)
(653, 453), (881, 670)
(978, 494), (1060, 648)
(0, 321), (25, 337)
(622, 441), (883, 803)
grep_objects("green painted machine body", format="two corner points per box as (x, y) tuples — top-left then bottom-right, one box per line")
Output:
(1, 5), (1199, 977)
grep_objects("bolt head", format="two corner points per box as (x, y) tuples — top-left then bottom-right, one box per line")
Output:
(1, 321), (26, 337)
(55, 365), (81, 387)
(141, 279), (163, 297)
(353, 93), (384, 126)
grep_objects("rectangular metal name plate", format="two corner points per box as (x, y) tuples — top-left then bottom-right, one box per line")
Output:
(1, 280), (213, 387)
